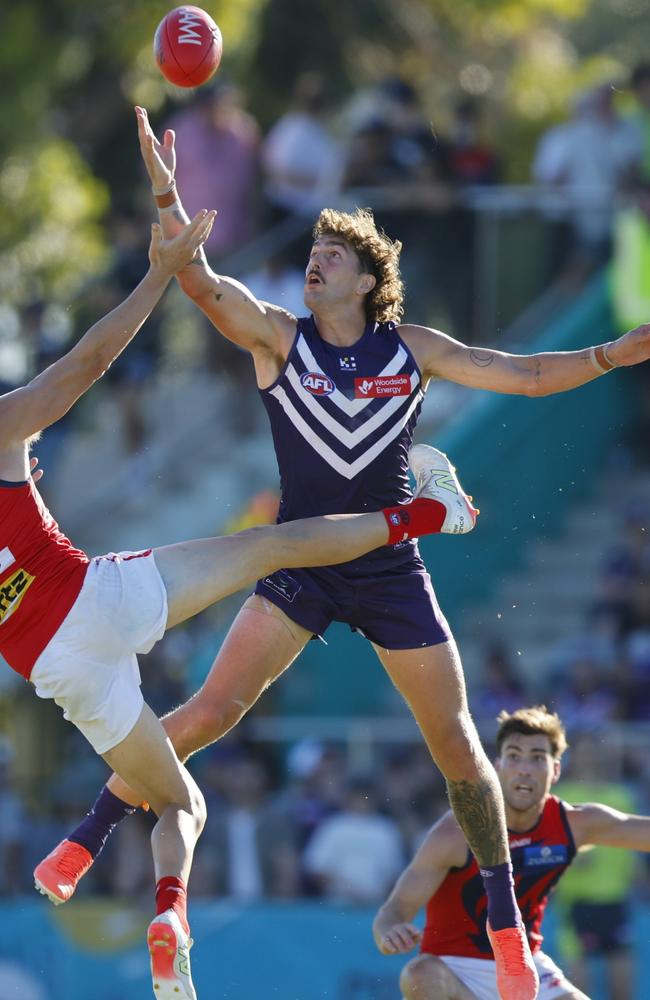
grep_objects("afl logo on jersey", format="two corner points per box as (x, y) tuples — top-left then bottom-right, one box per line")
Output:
(300, 372), (335, 396)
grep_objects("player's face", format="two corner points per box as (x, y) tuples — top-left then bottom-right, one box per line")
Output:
(304, 237), (374, 310)
(496, 734), (560, 815)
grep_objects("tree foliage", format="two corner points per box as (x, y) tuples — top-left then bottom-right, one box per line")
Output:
(3, 0), (650, 305)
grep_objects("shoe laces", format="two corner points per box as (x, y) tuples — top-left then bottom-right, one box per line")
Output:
(51, 842), (91, 881)
(494, 927), (529, 976)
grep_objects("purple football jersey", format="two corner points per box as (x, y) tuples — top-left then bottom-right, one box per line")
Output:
(259, 316), (425, 573)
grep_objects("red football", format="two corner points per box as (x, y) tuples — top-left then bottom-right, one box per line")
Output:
(154, 6), (222, 88)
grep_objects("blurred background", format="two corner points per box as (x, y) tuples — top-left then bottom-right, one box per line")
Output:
(2, 0), (650, 997)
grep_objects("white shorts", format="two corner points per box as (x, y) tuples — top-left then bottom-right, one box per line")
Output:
(432, 951), (574, 1000)
(30, 550), (168, 754)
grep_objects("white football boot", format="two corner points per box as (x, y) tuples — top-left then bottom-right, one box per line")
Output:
(409, 443), (479, 534)
(147, 909), (197, 1000)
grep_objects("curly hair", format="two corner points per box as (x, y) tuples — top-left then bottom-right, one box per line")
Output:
(312, 207), (404, 323)
(496, 705), (568, 760)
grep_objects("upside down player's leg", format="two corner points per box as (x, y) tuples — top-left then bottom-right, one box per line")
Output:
(111, 594), (313, 799)
(102, 704), (205, 1000)
(45, 594), (312, 884)
(375, 639), (538, 1000)
(35, 693), (205, 999)
(35, 446), (479, 895)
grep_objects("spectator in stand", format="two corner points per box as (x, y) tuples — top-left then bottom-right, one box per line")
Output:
(587, 501), (650, 647)
(471, 643), (527, 727)
(168, 81), (260, 258)
(341, 80), (454, 326)
(240, 250), (307, 319)
(379, 747), (449, 853)
(533, 82), (643, 285)
(303, 774), (404, 905)
(262, 72), (342, 225)
(277, 741), (347, 857)
(447, 97), (499, 187)
(342, 117), (412, 193)
(547, 654), (623, 732)
(379, 78), (450, 187)
(194, 753), (300, 900)
(103, 211), (163, 453)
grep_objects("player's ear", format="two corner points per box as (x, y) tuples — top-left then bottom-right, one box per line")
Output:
(357, 273), (376, 295)
(551, 759), (561, 785)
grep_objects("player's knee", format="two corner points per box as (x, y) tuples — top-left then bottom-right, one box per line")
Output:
(190, 781), (207, 835)
(173, 773), (206, 835)
(192, 690), (247, 744)
(432, 714), (484, 777)
(400, 954), (448, 998)
(435, 712), (480, 759)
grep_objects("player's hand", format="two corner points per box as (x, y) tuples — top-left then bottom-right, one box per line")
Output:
(29, 455), (43, 484)
(135, 106), (176, 190)
(374, 922), (422, 955)
(608, 323), (650, 367)
(148, 211), (216, 274)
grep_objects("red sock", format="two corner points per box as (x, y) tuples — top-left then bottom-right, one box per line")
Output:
(383, 497), (447, 545)
(155, 876), (189, 935)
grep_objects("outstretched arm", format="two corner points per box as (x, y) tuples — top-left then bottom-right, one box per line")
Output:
(568, 802), (650, 852)
(134, 106), (295, 364)
(401, 322), (650, 397)
(0, 212), (215, 449)
(373, 812), (466, 955)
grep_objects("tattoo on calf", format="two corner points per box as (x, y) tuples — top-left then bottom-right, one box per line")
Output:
(469, 350), (494, 368)
(447, 777), (508, 867)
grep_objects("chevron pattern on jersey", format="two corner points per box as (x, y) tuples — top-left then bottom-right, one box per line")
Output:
(269, 331), (423, 480)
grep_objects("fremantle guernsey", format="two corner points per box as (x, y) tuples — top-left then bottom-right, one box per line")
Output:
(422, 796), (576, 958)
(260, 316), (425, 573)
(0, 479), (89, 679)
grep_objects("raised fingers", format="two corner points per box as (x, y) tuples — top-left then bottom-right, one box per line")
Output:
(185, 209), (216, 249)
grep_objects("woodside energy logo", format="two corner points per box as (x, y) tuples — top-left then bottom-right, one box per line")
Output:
(354, 375), (410, 398)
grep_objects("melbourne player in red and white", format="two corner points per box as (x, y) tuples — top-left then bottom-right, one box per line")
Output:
(374, 706), (650, 1000)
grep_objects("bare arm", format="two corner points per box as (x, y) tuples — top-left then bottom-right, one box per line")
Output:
(568, 802), (650, 852)
(0, 212), (214, 449)
(134, 106), (295, 367)
(373, 812), (467, 955)
(400, 322), (650, 397)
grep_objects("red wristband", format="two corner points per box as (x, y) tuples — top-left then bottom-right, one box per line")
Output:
(154, 187), (178, 209)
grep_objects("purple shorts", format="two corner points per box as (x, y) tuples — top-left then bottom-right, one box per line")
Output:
(254, 555), (451, 650)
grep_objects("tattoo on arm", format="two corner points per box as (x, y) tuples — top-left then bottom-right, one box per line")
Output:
(534, 359), (542, 385)
(447, 777), (508, 867)
(213, 292), (223, 302)
(469, 349), (495, 368)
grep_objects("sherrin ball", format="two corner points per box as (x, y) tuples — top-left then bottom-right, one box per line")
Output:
(154, 6), (222, 88)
